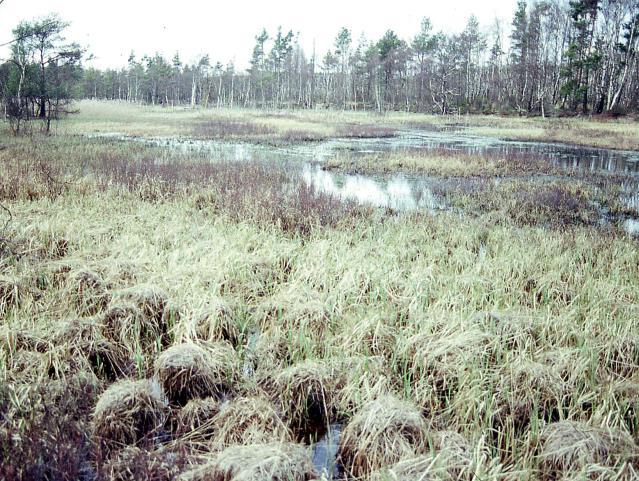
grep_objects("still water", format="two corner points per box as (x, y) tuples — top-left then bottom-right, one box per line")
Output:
(89, 129), (639, 232)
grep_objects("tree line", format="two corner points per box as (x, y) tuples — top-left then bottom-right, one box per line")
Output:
(2, 0), (639, 130)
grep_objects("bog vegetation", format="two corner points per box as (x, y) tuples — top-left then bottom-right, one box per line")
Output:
(1, 1), (639, 480)
(0, 101), (638, 481)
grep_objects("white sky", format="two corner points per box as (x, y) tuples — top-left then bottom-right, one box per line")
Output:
(0, 0), (517, 70)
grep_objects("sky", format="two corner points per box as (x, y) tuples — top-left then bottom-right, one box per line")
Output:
(0, 0), (518, 70)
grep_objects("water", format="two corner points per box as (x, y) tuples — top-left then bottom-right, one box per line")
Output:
(88, 129), (639, 173)
(87, 129), (639, 234)
(625, 219), (639, 236)
(302, 164), (443, 212)
(311, 423), (342, 479)
(388, 130), (639, 174)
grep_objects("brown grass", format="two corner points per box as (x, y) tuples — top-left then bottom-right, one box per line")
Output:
(209, 396), (292, 448)
(154, 342), (237, 406)
(91, 379), (169, 459)
(70, 270), (111, 316)
(537, 421), (638, 479)
(0, 277), (23, 315)
(97, 445), (188, 481)
(338, 395), (428, 478)
(175, 397), (221, 442)
(54, 318), (131, 380)
(179, 442), (317, 481)
(260, 359), (338, 440)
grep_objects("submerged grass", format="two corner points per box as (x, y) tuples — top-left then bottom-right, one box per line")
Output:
(1, 105), (638, 480)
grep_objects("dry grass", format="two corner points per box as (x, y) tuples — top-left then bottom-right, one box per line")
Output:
(65, 101), (639, 150)
(91, 379), (169, 459)
(209, 396), (292, 448)
(259, 359), (339, 440)
(338, 395), (428, 478)
(324, 148), (555, 178)
(64, 100), (397, 143)
(154, 342), (237, 406)
(180, 443), (317, 481)
(451, 115), (639, 151)
(98, 445), (188, 481)
(537, 421), (638, 479)
(1, 103), (639, 480)
(175, 397), (221, 441)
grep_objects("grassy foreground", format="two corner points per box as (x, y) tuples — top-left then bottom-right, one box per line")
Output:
(1, 108), (638, 481)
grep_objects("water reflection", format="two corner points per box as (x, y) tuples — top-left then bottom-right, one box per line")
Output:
(325, 130), (639, 174)
(88, 129), (639, 174)
(625, 219), (639, 236)
(87, 130), (639, 235)
(302, 165), (441, 211)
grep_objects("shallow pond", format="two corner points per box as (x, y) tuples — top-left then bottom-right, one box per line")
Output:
(88, 129), (639, 233)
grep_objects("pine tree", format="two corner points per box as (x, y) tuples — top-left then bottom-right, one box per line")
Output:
(561, 0), (601, 112)
(510, 0), (528, 105)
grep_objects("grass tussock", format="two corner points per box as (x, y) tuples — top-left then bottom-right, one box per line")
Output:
(92, 379), (168, 459)
(53, 317), (131, 380)
(71, 270), (111, 316)
(154, 342), (237, 406)
(97, 445), (188, 481)
(260, 359), (338, 440)
(181, 443), (317, 481)
(537, 421), (638, 479)
(175, 397), (221, 441)
(209, 396), (292, 448)
(191, 299), (242, 347)
(338, 395), (428, 478)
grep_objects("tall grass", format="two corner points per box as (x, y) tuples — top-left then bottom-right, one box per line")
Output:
(1, 120), (638, 480)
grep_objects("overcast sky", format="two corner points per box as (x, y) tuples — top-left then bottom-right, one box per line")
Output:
(0, 0), (518, 70)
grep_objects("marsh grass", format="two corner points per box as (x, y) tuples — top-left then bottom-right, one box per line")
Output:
(61, 100), (397, 142)
(1, 108), (638, 480)
(465, 116), (639, 151)
(324, 147), (560, 177)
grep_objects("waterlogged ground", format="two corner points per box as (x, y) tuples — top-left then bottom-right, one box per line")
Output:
(87, 127), (639, 234)
(3, 109), (639, 481)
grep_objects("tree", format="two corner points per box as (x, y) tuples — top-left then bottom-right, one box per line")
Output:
(68, 4), (639, 115)
(250, 29), (269, 107)
(376, 30), (408, 109)
(190, 55), (210, 108)
(561, 0), (601, 112)
(269, 27), (294, 107)
(605, 1), (639, 111)
(510, 0), (528, 106)
(412, 17), (437, 109)
(458, 16), (487, 110)
(171, 53), (182, 106)
(3, 14), (82, 134)
(334, 27), (352, 108)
